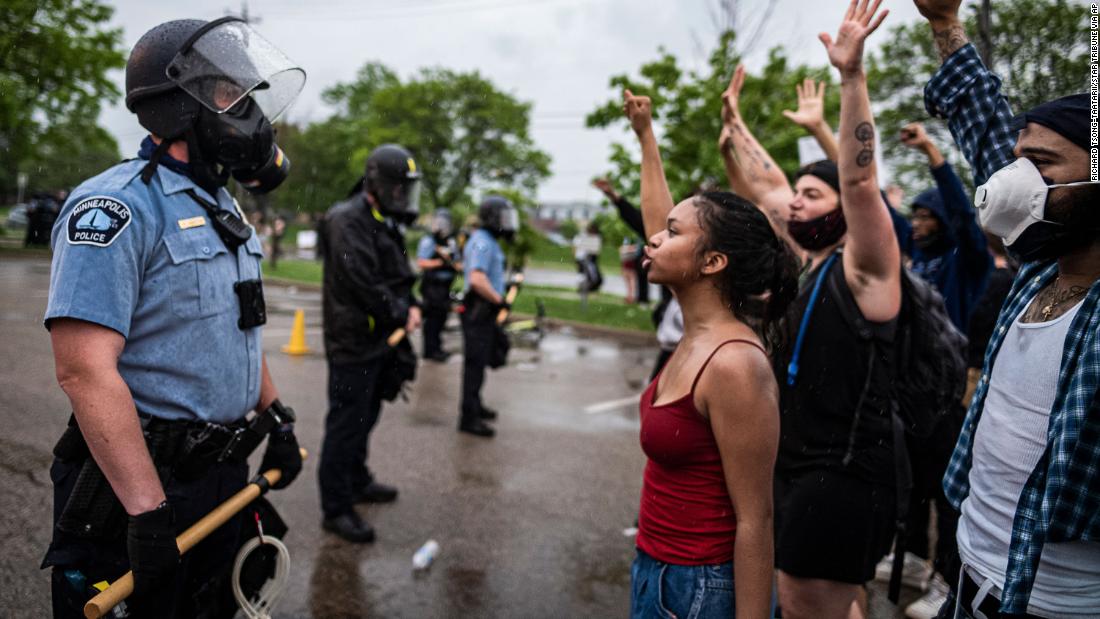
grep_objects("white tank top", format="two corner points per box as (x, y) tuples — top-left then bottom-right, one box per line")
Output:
(957, 301), (1100, 617)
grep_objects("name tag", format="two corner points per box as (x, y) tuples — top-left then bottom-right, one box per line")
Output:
(178, 216), (206, 230)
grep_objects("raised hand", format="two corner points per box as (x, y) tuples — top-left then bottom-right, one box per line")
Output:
(819, 0), (889, 77)
(899, 122), (931, 149)
(622, 89), (653, 137)
(592, 177), (619, 200)
(782, 78), (828, 129)
(721, 64), (746, 126)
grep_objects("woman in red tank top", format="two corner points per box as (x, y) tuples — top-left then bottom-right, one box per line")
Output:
(624, 83), (801, 619)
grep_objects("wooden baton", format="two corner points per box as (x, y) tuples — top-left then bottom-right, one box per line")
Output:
(496, 273), (525, 325)
(83, 448), (308, 619)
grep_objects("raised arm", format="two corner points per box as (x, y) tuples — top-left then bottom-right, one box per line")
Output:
(720, 65), (795, 222)
(623, 90), (674, 239)
(593, 178), (645, 239)
(783, 78), (840, 162)
(821, 0), (901, 318)
(916, 0), (1016, 185)
(900, 121), (946, 168)
(718, 125), (755, 199)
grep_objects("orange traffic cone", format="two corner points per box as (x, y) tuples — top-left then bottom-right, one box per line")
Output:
(282, 309), (311, 355)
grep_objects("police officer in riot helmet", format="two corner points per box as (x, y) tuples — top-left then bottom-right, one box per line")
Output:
(458, 196), (519, 438)
(317, 143), (423, 542)
(417, 208), (461, 362)
(42, 18), (304, 618)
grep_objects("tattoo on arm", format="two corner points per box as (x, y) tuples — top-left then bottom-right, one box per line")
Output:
(933, 23), (969, 62)
(855, 122), (874, 168)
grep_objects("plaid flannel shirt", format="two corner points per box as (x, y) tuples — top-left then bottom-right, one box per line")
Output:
(927, 44), (1100, 613)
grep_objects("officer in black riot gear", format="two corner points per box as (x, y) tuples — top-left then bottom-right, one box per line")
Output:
(458, 196), (519, 438)
(417, 209), (461, 361)
(318, 144), (423, 542)
(41, 18), (304, 618)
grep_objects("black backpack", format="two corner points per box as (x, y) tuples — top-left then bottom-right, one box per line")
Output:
(891, 269), (969, 437)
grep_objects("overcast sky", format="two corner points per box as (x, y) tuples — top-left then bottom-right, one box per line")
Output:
(98, 0), (932, 203)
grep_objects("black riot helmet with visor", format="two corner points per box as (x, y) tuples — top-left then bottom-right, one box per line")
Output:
(430, 209), (454, 238)
(363, 144), (422, 224)
(125, 17), (305, 196)
(479, 196), (520, 241)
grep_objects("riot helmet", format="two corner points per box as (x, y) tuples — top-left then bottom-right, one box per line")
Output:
(478, 195), (519, 241)
(125, 17), (305, 195)
(430, 209), (454, 238)
(363, 144), (422, 224)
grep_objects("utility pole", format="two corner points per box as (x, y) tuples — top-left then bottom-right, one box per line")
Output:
(975, 0), (993, 68)
(227, 1), (261, 25)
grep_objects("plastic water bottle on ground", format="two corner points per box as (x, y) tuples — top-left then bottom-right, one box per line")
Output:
(412, 540), (440, 571)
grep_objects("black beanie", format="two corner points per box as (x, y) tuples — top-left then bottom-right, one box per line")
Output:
(795, 159), (840, 195)
(1011, 93), (1090, 152)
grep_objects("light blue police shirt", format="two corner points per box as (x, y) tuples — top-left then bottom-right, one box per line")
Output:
(45, 158), (265, 424)
(416, 235), (437, 261)
(462, 228), (505, 296)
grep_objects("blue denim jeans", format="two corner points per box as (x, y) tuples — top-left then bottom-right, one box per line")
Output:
(630, 549), (734, 619)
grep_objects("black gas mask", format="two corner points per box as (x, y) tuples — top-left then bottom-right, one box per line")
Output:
(191, 96), (290, 195)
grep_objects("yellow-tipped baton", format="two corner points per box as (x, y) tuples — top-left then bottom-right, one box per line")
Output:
(83, 448), (308, 619)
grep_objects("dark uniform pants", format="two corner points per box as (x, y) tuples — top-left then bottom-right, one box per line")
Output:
(421, 278), (452, 357)
(460, 311), (495, 424)
(319, 359), (384, 518)
(45, 458), (248, 619)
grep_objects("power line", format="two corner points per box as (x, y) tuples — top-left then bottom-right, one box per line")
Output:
(261, 0), (581, 22)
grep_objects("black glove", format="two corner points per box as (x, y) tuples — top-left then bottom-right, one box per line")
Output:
(496, 300), (512, 313)
(260, 429), (302, 490)
(127, 501), (180, 615)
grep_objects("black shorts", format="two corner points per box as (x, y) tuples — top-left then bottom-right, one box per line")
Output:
(774, 468), (896, 584)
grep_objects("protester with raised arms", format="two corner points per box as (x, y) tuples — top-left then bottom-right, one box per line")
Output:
(726, 2), (902, 617)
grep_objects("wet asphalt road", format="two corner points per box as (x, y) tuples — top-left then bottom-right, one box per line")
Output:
(0, 255), (917, 618)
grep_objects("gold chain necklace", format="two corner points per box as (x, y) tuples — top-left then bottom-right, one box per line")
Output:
(1040, 276), (1088, 321)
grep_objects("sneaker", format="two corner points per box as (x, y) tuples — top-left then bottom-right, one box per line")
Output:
(478, 406), (498, 420)
(874, 552), (932, 591)
(904, 573), (949, 619)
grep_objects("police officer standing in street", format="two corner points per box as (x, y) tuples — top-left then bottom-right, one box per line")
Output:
(458, 196), (519, 438)
(417, 208), (460, 362)
(42, 18), (304, 618)
(318, 144), (422, 543)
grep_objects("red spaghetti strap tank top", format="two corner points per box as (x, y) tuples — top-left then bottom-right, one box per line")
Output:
(635, 338), (767, 565)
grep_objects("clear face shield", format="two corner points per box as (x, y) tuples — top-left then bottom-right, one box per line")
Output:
(500, 206), (520, 234)
(431, 211), (454, 237)
(166, 18), (305, 121)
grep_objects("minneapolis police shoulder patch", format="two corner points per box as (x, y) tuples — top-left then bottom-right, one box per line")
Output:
(66, 196), (132, 247)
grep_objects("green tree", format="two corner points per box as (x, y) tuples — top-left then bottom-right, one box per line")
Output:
(868, 0), (1090, 197)
(0, 0), (125, 200)
(558, 218), (580, 241)
(274, 62), (551, 216)
(586, 32), (838, 204)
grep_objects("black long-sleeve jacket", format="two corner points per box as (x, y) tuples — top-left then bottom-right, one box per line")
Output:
(320, 194), (418, 363)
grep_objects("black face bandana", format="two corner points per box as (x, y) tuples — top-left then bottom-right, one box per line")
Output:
(787, 208), (847, 251)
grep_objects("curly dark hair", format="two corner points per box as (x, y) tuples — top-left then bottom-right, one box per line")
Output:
(693, 191), (800, 350)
